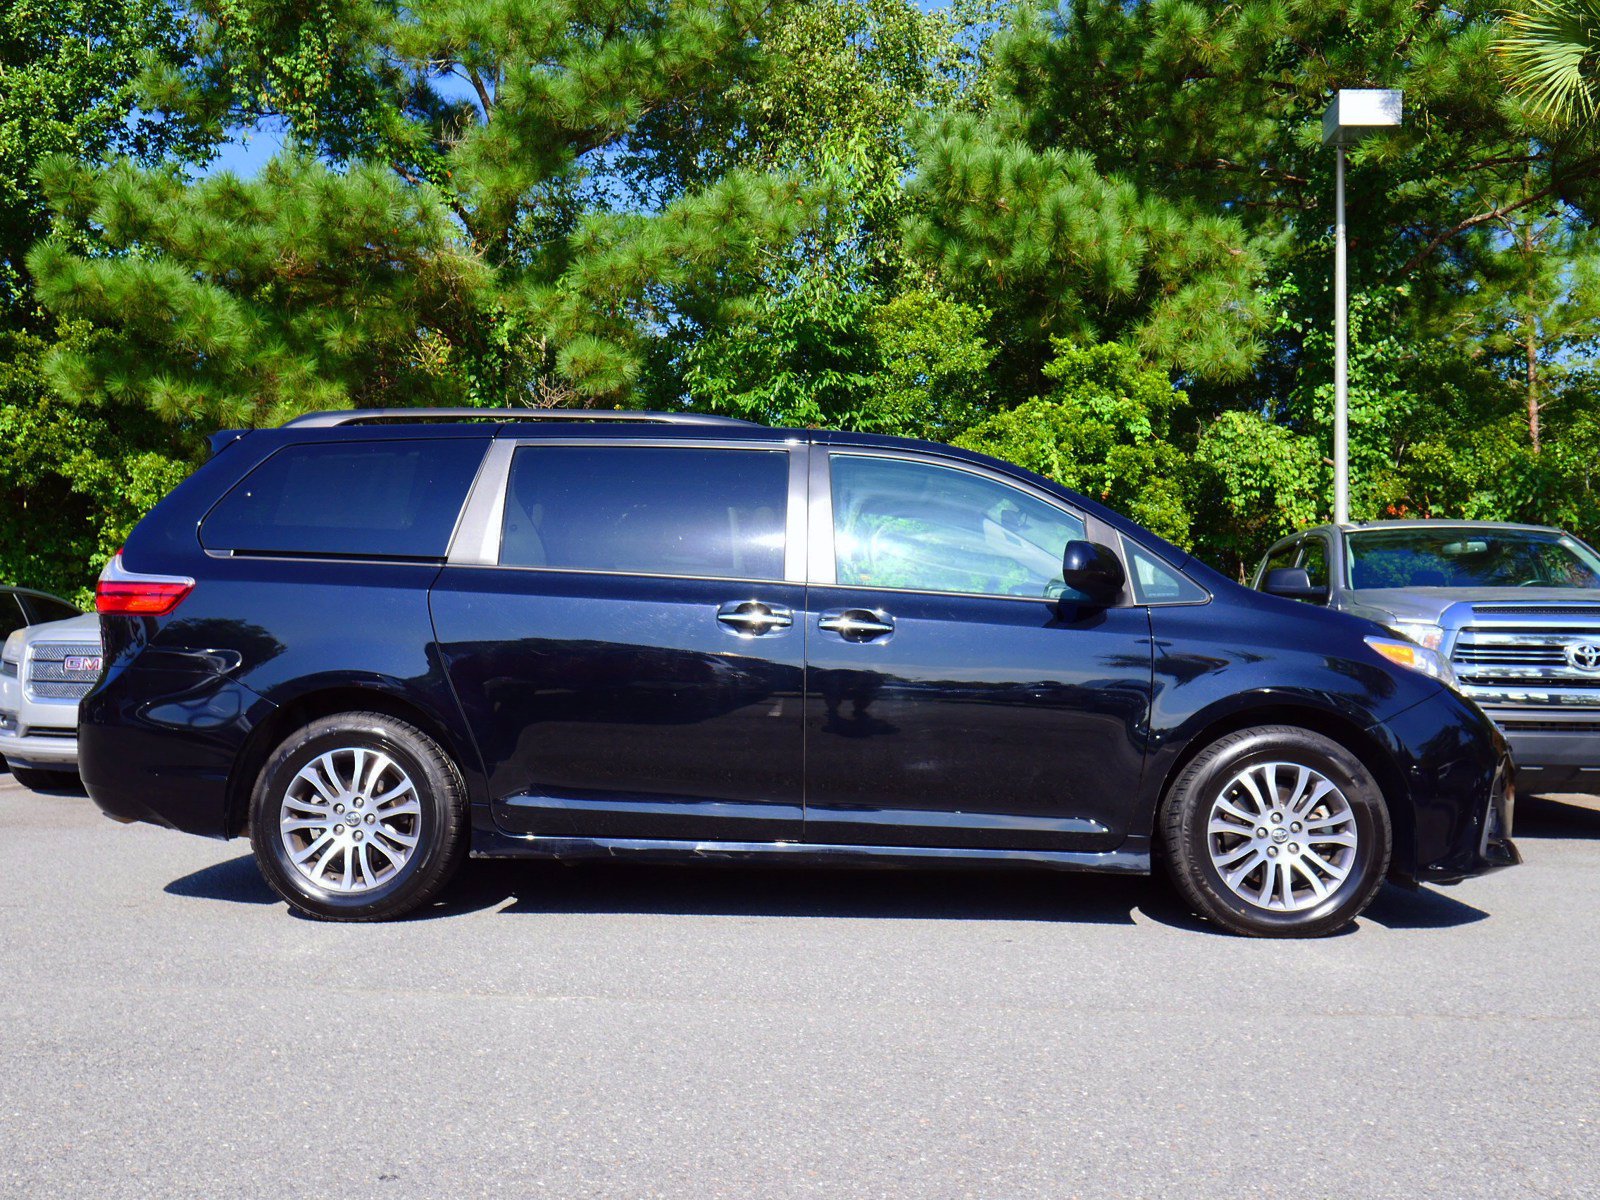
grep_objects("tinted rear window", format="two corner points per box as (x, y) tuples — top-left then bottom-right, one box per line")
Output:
(23, 594), (79, 623)
(201, 439), (486, 558)
(500, 446), (789, 580)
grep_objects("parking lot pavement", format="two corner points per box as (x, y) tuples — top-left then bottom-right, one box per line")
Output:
(0, 777), (1597, 1200)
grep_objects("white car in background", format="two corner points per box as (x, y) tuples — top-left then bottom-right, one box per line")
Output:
(1, 613), (102, 789)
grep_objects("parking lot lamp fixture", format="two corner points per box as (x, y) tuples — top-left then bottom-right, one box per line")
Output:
(1321, 88), (1402, 525)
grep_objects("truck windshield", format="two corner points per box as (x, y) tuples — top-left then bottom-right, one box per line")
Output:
(1347, 528), (1600, 590)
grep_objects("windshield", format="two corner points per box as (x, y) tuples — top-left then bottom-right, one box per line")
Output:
(1347, 527), (1600, 590)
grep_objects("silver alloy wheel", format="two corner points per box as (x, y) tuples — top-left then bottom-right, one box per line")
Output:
(1206, 761), (1359, 912)
(278, 747), (423, 894)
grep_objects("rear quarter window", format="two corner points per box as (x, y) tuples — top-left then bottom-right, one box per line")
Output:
(200, 439), (487, 559)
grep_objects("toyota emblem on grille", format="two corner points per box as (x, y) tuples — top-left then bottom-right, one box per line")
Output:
(1566, 642), (1600, 672)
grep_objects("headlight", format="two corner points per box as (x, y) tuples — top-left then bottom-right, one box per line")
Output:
(1367, 635), (1458, 688)
(1, 630), (22, 665)
(1389, 620), (1444, 651)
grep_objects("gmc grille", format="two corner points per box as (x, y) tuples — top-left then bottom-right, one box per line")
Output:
(25, 641), (103, 703)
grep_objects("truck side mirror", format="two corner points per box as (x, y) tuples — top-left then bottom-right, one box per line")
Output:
(1262, 566), (1328, 603)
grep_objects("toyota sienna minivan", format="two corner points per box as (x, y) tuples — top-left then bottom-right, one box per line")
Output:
(80, 409), (1518, 936)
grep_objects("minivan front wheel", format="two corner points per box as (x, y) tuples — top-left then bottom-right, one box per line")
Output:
(1159, 726), (1391, 937)
(249, 712), (467, 921)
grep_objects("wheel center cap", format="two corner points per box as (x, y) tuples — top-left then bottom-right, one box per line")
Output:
(1271, 828), (1290, 846)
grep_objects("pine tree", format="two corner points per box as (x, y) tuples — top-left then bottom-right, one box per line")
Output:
(30, 1), (814, 423)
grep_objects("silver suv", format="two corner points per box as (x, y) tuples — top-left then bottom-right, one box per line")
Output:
(1, 612), (102, 789)
(1255, 520), (1600, 795)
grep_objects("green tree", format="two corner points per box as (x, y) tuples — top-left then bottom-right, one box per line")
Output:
(31, 1), (815, 422)
(1, 0), (211, 594)
(1, 0), (206, 330)
(955, 342), (1197, 544)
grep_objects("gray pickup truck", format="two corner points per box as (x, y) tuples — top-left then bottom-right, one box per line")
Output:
(1254, 520), (1600, 795)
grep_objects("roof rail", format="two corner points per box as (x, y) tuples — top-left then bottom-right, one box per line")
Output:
(281, 408), (759, 429)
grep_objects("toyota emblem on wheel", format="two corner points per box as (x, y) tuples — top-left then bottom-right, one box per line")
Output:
(1566, 642), (1600, 672)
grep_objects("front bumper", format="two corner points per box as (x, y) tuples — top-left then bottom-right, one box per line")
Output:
(0, 708), (79, 771)
(1489, 714), (1600, 795)
(1416, 754), (1521, 885)
(1371, 688), (1521, 885)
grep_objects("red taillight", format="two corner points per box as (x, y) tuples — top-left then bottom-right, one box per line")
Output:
(95, 553), (194, 616)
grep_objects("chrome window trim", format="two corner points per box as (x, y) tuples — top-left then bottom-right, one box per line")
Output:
(438, 562), (796, 587)
(450, 436), (807, 582)
(445, 438), (515, 567)
(808, 444), (836, 586)
(814, 446), (1114, 603)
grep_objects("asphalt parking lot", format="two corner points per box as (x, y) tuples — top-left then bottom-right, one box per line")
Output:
(1, 773), (1597, 1200)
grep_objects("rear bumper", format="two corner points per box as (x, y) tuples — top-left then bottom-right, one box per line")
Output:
(79, 665), (273, 838)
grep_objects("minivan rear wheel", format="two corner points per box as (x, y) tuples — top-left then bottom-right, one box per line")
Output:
(248, 712), (467, 921)
(1159, 726), (1391, 937)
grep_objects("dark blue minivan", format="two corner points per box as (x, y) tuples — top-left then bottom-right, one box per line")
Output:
(80, 410), (1518, 935)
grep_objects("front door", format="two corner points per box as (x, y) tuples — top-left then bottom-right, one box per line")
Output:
(430, 439), (807, 842)
(803, 449), (1154, 850)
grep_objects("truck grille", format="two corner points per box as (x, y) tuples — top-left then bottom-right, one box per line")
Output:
(1451, 628), (1600, 708)
(1471, 604), (1600, 617)
(25, 641), (103, 703)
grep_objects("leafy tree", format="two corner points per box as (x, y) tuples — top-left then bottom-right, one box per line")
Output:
(0, 323), (194, 601)
(955, 342), (1197, 544)
(1, 0), (211, 594)
(684, 280), (994, 432)
(1, 0), (206, 330)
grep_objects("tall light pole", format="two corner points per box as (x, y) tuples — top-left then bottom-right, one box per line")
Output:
(1320, 89), (1402, 525)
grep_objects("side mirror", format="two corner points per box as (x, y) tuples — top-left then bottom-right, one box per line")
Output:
(1262, 566), (1328, 603)
(1061, 540), (1126, 606)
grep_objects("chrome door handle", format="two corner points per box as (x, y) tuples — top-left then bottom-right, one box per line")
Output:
(819, 609), (895, 641)
(716, 600), (793, 635)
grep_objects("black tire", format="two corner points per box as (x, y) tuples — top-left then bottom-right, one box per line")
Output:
(9, 765), (78, 791)
(1159, 726), (1392, 937)
(249, 712), (468, 921)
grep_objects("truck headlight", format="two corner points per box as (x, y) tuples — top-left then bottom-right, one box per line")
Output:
(2, 629), (22, 666)
(1367, 635), (1459, 689)
(1389, 620), (1444, 651)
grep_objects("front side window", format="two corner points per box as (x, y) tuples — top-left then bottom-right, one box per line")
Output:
(1123, 540), (1208, 604)
(830, 454), (1085, 598)
(1257, 542), (1298, 588)
(1299, 538), (1330, 592)
(201, 439), (487, 559)
(500, 445), (789, 580)
(1347, 528), (1600, 590)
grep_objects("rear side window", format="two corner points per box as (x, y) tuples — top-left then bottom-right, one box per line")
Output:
(0, 594), (25, 641)
(23, 594), (79, 623)
(500, 446), (789, 580)
(201, 439), (487, 559)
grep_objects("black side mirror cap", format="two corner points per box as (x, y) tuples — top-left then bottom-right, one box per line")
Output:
(1061, 540), (1126, 606)
(1262, 566), (1328, 602)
